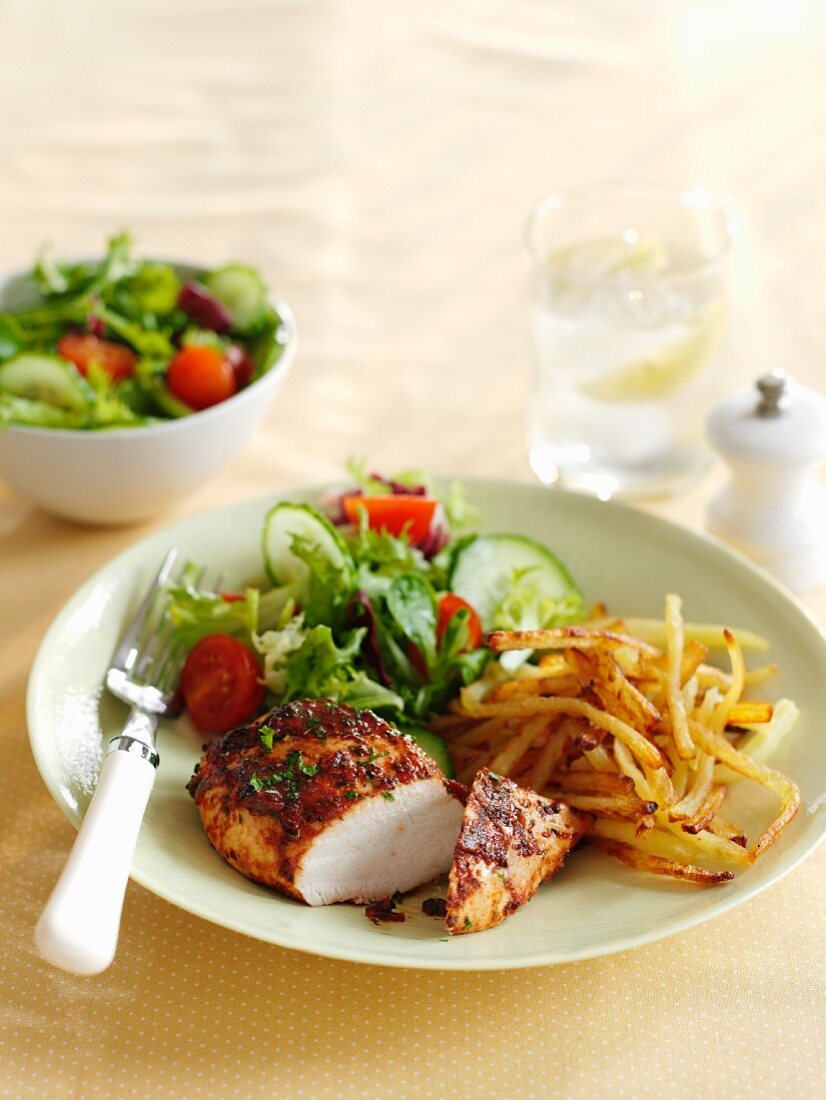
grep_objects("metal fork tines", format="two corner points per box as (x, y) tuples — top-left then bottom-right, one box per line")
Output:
(105, 550), (187, 717)
(108, 550), (180, 712)
(103, 550), (201, 770)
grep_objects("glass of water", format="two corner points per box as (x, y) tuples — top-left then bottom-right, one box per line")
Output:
(525, 185), (732, 498)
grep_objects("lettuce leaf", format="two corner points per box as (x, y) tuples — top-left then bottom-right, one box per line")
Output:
(0, 316), (24, 361)
(164, 579), (260, 649)
(253, 614), (309, 695)
(336, 671), (405, 713)
(287, 531), (355, 627)
(490, 568), (584, 632)
(386, 573), (438, 669)
(281, 624), (402, 712)
(121, 262), (180, 315)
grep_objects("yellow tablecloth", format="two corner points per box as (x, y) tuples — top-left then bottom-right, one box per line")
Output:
(1, 2), (824, 1096)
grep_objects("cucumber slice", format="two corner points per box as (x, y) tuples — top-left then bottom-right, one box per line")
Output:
(262, 502), (354, 589)
(448, 534), (583, 631)
(0, 354), (92, 413)
(405, 727), (455, 778)
(0, 393), (87, 429)
(203, 264), (267, 332)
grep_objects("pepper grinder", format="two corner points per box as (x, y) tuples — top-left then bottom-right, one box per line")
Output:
(706, 370), (826, 593)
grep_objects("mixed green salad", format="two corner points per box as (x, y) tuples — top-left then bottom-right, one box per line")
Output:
(164, 462), (585, 774)
(0, 232), (288, 430)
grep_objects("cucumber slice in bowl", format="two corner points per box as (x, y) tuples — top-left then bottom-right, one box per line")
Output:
(203, 264), (267, 333)
(0, 393), (87, 430)
(0, 354), (93, 413)
(263, 502), (354, 589)
(448, 533), (584, 634)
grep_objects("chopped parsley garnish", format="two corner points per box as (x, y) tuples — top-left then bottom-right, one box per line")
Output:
(248, 750), (318, 801)
(259, 724), (276, 751)
(464, 917), (472, 931)
(381, 792), (395, 802)
(306, 717), (328, 742)
(358, 749), (387, 767)
(344, 791), (359, 800)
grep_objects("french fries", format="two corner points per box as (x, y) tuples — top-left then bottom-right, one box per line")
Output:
(726, 701), (774, 725)
(589, 837), (734, 885)
(590, 617), (771, 653)
(664, 594), (695, 760)
(439, 596), (801, 886)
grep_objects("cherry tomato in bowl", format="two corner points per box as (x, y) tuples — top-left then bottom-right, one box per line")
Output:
(180, 634), (264, 734)
(167, 345), (237, 411)
(57, 333), (137, 382)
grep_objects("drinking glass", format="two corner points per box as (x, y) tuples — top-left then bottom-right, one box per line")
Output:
(525, 185), (732, 498)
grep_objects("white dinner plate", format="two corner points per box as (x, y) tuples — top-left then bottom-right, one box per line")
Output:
(27, 481), (826, 969)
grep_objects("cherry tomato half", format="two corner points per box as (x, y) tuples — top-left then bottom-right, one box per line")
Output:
(342, 495), (439, 544)
(180, 634), (264, 734)
(407, 595), (483, 680)
(57, 333), (137, 383)
(437, 593), (483, 651)
(167, 345), (236, 410)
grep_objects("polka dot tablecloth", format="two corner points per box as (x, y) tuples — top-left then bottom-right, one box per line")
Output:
(2, 0), (826, 1094)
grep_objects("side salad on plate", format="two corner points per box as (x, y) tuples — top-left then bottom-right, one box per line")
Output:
(0, 231), (289, 430)
(162, 460), (585, 772)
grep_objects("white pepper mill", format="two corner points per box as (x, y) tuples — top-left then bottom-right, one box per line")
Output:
(706, 370), (826, 593)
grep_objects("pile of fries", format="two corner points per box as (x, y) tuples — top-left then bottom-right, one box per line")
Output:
(433, 596), (801, 885)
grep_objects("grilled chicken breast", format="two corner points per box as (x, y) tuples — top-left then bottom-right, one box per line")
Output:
(187, 698), (466, 906)
(445, 768), (592, 935)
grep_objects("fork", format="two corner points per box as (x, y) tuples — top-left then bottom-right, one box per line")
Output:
(35, 550), (191, 976)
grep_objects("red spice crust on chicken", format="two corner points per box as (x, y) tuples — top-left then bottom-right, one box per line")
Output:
(187, 698), (466, 906)
(445, 768), (592, 934)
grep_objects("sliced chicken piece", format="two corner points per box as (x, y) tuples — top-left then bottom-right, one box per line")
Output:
(445, 768), (592, 935)
(187, 698), (466, 906)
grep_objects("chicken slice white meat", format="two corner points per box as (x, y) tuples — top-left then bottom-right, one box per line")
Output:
(445, 768), (592, 935)
(187, 698), (466, 906)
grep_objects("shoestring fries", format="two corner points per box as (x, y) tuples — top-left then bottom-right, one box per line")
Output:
(437, 597), (801, 886)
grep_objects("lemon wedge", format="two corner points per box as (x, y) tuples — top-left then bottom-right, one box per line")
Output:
(547, 234), (669, 279)
(578, 299), (725, 403)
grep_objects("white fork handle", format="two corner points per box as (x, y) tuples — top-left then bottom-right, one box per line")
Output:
(35, 740), (157, 976)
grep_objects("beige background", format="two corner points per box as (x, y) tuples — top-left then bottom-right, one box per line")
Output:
(1, 1), (824, 1096)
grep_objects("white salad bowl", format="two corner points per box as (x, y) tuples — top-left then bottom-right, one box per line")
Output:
(0, 263), (296, 525)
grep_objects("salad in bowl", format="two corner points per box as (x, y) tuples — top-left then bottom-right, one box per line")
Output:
(0, 232), (289, 430)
